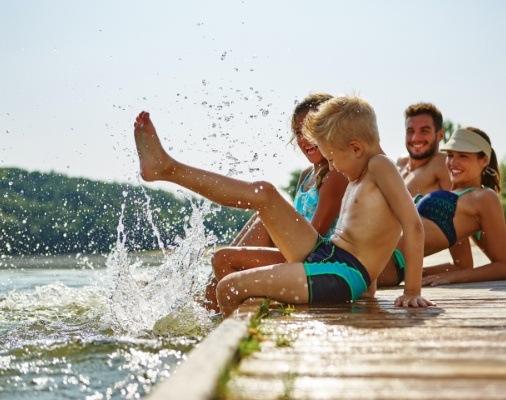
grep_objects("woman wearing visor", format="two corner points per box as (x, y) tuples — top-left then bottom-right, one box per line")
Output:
(379, 127), (506, 287)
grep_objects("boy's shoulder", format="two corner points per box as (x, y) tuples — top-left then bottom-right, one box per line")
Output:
(368, 153), (396, 171)
(365, 153), (405, 190)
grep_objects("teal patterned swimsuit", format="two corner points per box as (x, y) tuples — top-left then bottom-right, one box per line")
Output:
(293, 170), (339, 239)
(392, 187), (480, 284)
(415, 187), (478, 246)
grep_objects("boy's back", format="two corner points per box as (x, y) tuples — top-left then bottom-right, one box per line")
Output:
(304, 96), (425, 300)
(333, 154), (404, 281)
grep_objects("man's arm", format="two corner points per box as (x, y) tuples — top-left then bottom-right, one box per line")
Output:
(435, 153), (452, 190)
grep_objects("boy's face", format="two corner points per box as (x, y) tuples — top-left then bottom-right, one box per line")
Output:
(316, 139), (353, 177)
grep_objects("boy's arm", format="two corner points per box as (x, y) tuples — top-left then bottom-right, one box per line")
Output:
(369, 155), (435, 307)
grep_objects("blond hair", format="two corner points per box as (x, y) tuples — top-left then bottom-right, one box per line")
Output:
(303, 95), (379, 147)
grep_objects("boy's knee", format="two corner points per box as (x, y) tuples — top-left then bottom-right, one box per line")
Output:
(252, 180), (279, 204)
(216, 275), (236, 303)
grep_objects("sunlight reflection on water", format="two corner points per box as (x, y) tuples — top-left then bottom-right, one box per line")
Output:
(0, 198), (219, 399)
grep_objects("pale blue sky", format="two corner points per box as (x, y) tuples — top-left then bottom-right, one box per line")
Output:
(1, 0), (505, 192)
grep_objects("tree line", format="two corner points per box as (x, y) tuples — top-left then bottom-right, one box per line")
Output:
(1, 164), (505, 257)
(0, 168), (252, 256)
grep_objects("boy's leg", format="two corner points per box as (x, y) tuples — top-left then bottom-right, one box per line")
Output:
(134, 111), (318, 262)
(216, 262), (309, 317)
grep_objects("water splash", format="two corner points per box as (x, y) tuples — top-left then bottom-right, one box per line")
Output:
(107, 195), (217, 337)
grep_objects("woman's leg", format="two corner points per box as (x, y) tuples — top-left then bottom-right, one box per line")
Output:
(230, 214), (274, 247)
(212, 247), (286, 280)
(235, 217), (275, 247)
(216, 262), (309, 317)
(134, 111), (318, 262)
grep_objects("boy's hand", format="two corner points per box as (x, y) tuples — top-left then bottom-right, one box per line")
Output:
(395, 293), (437, 307)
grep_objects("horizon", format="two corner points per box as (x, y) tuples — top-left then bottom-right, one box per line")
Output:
(2, 1), (506, 193)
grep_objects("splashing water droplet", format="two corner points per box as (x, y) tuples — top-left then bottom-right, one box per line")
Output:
(107, 196), (216, 336)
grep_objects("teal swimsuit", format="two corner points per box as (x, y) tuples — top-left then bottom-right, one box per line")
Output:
(393, 187), (480, 284)
(293, 171), (339, 239)
(415, 187), (478, 247)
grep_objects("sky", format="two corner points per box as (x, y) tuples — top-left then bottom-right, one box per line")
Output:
(1, 0), (505, 195)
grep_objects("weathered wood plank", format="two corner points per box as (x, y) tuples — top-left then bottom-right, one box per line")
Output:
(224, 249), (506, 400)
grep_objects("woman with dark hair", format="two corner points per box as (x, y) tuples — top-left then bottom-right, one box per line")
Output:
(379, 127), (506, 287)
(205, 93), (348, 311)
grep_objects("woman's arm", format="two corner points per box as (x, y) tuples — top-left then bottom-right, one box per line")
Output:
(422, 238), (474, 276)
(423, 191), (506, 285)
(310, 170), (348, 236)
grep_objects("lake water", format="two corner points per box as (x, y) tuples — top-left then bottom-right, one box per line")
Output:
(0, 202), (219, 399)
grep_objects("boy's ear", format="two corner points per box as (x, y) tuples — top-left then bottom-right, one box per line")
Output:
(348, 140), (364, 157)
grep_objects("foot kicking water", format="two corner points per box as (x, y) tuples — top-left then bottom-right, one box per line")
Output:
(133, 104), (435, 317)
(134, 111), (175, 182)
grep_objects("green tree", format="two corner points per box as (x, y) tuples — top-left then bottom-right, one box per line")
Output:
(282, 169), (302, 201)
(500, 160), (506, 198)
(0, 168), (250, 255)
(442, 119), (461, 143)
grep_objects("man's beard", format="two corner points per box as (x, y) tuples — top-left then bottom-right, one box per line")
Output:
(407, 140), (438, 160)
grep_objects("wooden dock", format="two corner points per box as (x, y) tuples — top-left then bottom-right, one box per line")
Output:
(148, 248), (506, 400)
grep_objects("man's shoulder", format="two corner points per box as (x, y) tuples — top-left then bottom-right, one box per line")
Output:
(413, 152), (446, 171)
(395, 154), (409, 168)
(425, 152), (449, 173)
(428, 152), (447, 164)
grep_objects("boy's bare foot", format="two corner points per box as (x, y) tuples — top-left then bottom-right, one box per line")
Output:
(134, 111), (175, 181)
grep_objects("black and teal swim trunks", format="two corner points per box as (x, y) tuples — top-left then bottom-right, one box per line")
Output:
(303, 236), (371, 304)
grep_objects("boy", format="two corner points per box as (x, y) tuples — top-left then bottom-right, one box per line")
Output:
(134, 95), (435, 317)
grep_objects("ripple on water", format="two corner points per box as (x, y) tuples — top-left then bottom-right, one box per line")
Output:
(0, 197), (221, 399)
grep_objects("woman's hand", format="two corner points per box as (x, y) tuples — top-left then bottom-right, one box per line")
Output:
(394, 292), (437, 307)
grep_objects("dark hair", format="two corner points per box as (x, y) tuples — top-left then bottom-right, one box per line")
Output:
(464, 127), (501, 193)
(404, 102), (443, 132)
(291, 93), (333, 189)
(290, 93), (333, 135)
